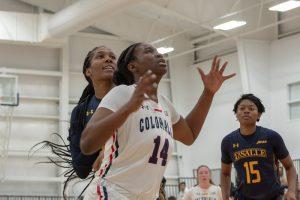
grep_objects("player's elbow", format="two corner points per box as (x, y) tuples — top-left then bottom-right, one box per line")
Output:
(75, 168), (90, 179)
(80, 139), (91, 155)
(183, 139), (194, 146)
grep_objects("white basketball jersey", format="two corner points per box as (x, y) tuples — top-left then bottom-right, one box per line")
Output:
(96, 85), (180, 200)
(184, 185), (223, 200)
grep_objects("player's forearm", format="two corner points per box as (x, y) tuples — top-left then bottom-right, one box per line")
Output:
(221, 174), (231, 200)
(286, 165), (297, 193)
(80, 105), (132, 155)
(185, 89), (214, 141)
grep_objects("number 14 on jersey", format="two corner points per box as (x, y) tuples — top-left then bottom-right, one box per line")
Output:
(148, 136), (169, 166)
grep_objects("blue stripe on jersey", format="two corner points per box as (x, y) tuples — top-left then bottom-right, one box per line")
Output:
(115, 135), (119, 157)
(103, 185), (108, 200)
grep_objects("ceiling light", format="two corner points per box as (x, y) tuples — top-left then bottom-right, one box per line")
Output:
(157, 47), (174, 54)
(269, 0), (300, 12)
(213, 20), (246, 31)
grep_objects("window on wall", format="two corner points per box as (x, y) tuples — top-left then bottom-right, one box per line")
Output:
(288, 82), (300, 120)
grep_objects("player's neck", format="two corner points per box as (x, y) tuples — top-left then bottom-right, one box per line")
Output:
(199, 182), (211, 189)
(94, 81), (114, 99)
(239, 125), (256, 136)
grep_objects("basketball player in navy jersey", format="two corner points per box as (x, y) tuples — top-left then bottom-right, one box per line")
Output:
(221, 94), (297, 200)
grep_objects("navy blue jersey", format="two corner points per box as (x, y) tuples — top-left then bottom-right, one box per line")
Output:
(221, 126), (289, 199)
(68, 95), (101, 178)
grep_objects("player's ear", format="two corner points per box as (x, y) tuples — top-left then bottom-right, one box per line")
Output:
(257, 113), (262, 122)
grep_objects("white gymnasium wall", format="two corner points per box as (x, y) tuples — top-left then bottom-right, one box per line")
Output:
(269, 34), (300, 159)
(0, 43), (61, 195)
(237, 39), (272, 126)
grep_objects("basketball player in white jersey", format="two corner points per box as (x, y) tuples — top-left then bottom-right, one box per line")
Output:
(184, 165), (222, 200)
(80, 43), (235, 200)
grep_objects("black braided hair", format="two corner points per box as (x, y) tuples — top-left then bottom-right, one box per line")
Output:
(29, 46), (106, 199)
(29, 133), (94, 199)
(113, 43), (141, 86)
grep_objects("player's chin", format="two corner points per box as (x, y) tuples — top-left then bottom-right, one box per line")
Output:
(153, 68), (167, 77)
(241, 120), (256, 126)
(99, 73), (114, 81)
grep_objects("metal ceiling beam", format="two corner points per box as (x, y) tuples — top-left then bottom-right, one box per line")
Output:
(190, 32), (221, 44)
(143, 1), (229, 39)
(44, 0), (140, 40)
(151, 0), (278, 45)
(167, 12), (300, 60)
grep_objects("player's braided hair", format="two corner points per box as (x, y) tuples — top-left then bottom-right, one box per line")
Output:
(113, 43), (141, 86)
(29, 47), (106, 199)
(29, 133), (94, 199)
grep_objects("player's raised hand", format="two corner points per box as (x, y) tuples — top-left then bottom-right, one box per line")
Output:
(125, 70), (157, 113)
(197, 55), (235, 95)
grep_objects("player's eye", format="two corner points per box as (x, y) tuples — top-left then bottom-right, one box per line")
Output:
(110, 54), (116, 60)
(95, 54), (104, 59)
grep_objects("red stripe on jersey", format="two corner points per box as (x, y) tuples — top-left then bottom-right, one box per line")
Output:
(99, 169), (104, 177)
(154, 108), (162, 112)
(99, 132), (119, 179)
(97, 184), (102, 200)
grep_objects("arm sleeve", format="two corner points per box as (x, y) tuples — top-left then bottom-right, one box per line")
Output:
(160, 94), (181, 124)
(98, 85), (131, 112)
(221, 136), (232, 164)
(270, 131), (289, 160)
(68, 106), (99, 179)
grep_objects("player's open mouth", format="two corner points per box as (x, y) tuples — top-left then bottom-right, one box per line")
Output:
(158, 59), (167, 67)
(103, 65), (115, 71)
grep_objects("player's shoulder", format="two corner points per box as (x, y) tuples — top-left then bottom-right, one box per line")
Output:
(111, 84), (133, 93)
(104, 84), (134, 99)
(70, 102), (84, 119)
(222, 129), (239, 143)
(158, 94), (174, 107)
(258, 126), (281, 138)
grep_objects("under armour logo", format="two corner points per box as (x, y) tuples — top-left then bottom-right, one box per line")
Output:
(233, 143), (239, 148)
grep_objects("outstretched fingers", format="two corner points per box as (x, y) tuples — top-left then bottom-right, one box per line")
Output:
(215, 58), (221, 71)
(197, 67), (206, 81)
(223, 73), (236, 80)
(219, 61), (228, 74)
(211, 55), (218, 72)
(218, 60), (235, 81)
